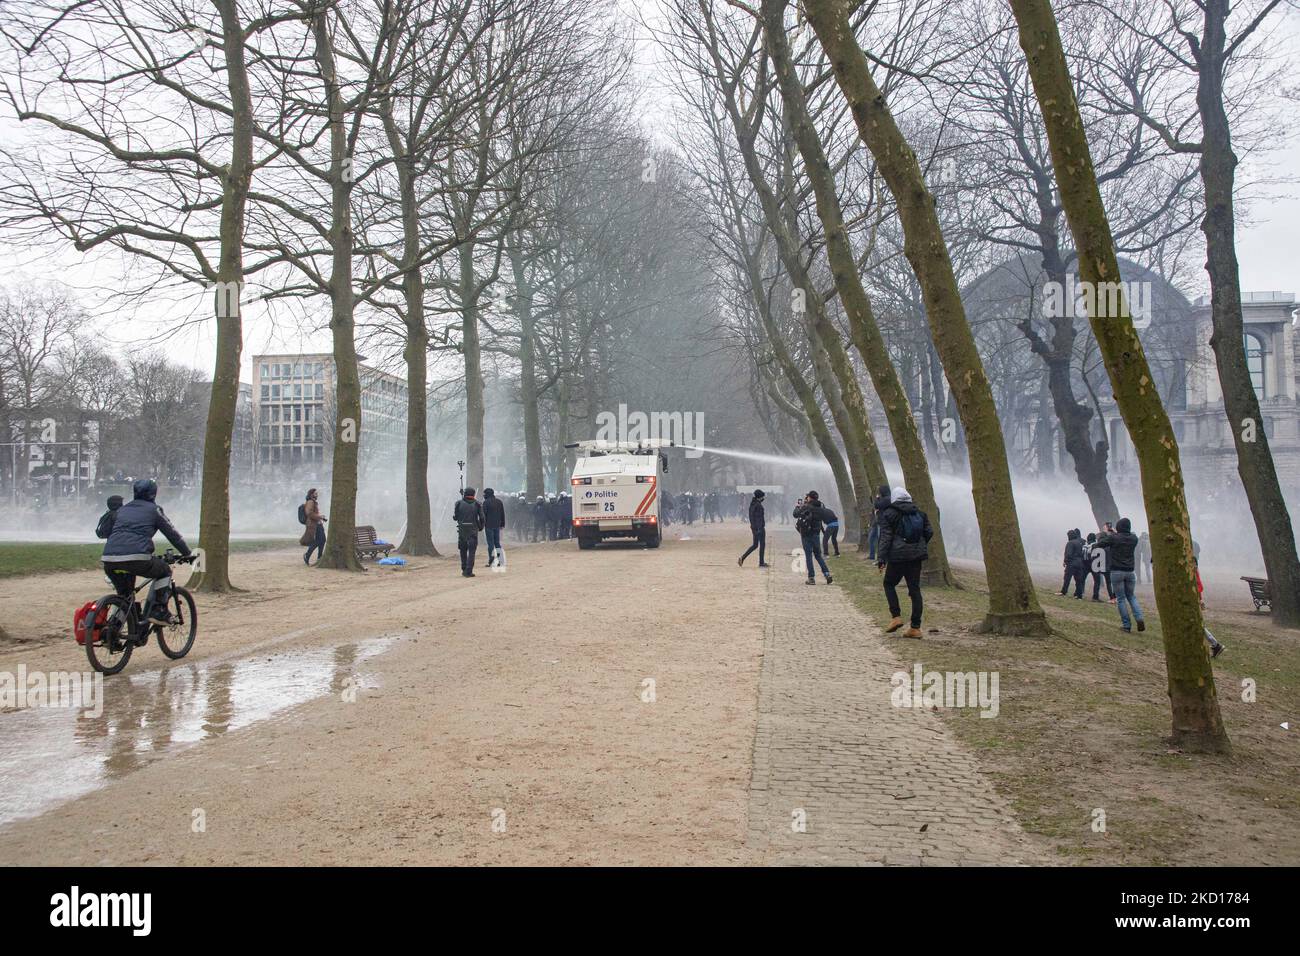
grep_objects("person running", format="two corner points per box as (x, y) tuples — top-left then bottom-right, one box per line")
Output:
(738, 489), (769, 567)
(1098, 518), (1144, 632)
(453, 487), (485, 577)
(822, 506), (841, 557)
(875, 486), (933, 639)
(867, 484), (890, 561)
(300, 488), (327, 565)
(482, 488), (506, 568)
(793, 491), (834, 585)
(101, 478), (193, 626)
(1060, 528), (1087, 598)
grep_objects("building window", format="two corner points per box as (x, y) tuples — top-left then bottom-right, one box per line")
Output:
(261, 384), (269, 401)
(1244, 331), (1266, 399)
(261, 364), (269, 378)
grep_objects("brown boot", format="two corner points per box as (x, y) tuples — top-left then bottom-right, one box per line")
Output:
(902, 627), (923, 639)
(885, 617), (904, 633)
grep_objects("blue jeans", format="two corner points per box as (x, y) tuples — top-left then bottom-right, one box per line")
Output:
(868, 522), (880, 560)
(1112, 570), (1143, 629)
(802, 533), (829, 578)
(485, 527), (501, 556)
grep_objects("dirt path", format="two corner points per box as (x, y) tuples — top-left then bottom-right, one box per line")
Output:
(0, 524), (1048, 865)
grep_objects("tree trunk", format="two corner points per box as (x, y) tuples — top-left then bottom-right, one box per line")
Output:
(190, 0), (252, 594)
(458, 241), (485, 491)
(312, 9), (363, 573)
(511, 242), (546, 499)
(1009, 0), (1228, 750)
(763, 0), (951, 583)
(1196, 0), (1300, 627)
(806, 0), (1046, 633)
(381, 108), (438, 557)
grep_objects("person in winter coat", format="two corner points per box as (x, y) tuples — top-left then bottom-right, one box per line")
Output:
(822, 506), (841, 558)
(867, 484), (890, 560)
(793, 491), (834, 585)
(453, 487), (485, 577)
(482, 488), (506, 567)
(300, 488), (327, 565)
(102, 478), (192, 626)
(738, 489), (769, 567)
(875, 486), (934, 639)
(95, 494), (124, 540)
(1061, 528), (1087, 597)
(1097, 517), (1144, 632)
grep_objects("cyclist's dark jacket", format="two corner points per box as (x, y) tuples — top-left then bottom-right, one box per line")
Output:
(102, 480), (189, 562)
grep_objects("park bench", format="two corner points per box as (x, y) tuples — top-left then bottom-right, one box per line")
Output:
(355, 525), (394, 562)
(1240, 576), (1272, 612)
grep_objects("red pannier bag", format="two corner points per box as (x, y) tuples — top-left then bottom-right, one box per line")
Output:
(73, 600), (106, 646)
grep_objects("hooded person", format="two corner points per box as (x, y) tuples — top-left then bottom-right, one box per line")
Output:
(453, 487), (485, 577)
(101, 478), (193, 626)
(1061, 528), (1088, 597)
(1099, 517), (1144, 632)
(481, 488), (506, 567)
(876, 486), (934, 639)
(738, 489), (769, 568)
(95, 494), (125, 540)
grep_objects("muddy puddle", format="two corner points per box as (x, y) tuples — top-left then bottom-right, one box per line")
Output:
(0, 636), (395, 829)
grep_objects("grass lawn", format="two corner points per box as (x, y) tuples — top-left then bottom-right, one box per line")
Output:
(0, 539), (297, 579)
(832, 551), (1300, 865)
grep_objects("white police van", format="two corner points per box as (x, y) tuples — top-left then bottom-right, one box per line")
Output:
(565, 439), (676, 549)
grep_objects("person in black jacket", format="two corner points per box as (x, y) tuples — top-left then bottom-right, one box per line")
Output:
(101, 479), (192, 626)
(738, 489), (769, 567)
(95, 494), (124, 540)
(875, 487), (933, 638)
(1097, 517), (1144, 631)
(1060, 528), (1087, 597)
(453, 487), (485, 577)
(482, 488), (506, 568)
(821, 506), (841, 557)
(867, 484), (890, 560)
(793, 491), (833, 585)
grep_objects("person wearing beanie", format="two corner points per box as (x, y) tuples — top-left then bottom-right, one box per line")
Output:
(453, 486), (485, 577)
(482, 488), (506, 568)
(876, 486), (933, 639)
(1098, 517), (1144, 632)
(738, 489), (770, 568)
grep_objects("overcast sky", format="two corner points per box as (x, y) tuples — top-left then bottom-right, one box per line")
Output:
(1, 2), (1296, 382)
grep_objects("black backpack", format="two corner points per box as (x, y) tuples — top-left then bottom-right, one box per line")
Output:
(899, 511), (924, 544)
(297, 502), (307, 525)
(795, 510), (814, 536)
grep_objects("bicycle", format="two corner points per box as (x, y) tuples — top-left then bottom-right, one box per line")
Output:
(85, 551), (198, 675)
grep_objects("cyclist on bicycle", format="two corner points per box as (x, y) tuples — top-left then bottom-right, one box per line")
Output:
(102, 478), (193, 626)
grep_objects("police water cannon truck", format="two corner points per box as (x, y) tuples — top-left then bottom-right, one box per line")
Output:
(564, 438), (685, 549)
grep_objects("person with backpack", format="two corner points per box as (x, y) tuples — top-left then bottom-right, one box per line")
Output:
(102, 478), (193, 626)
(876, 487), (933, 639)
(453, 487), (485, 577)
(95, 494), (124, 540)
(822, 505), (841, 558)
(299, 488), (327, 565)
(867, 484), (890, 561)
(482, 488), (506, 568)
(1060, 528), (1087, 598)
(1097, 517), (1144, 632)
(738, 489), (769, 567)
(792, 491), (834, 585)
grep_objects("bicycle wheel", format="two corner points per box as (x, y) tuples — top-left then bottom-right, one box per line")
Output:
(156, 587), (197, 659)
(85, 594), (133, 675)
